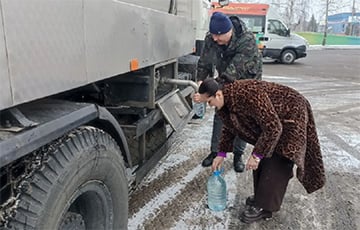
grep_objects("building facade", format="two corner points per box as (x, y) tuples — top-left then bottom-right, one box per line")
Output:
(328, 12), (360, 36)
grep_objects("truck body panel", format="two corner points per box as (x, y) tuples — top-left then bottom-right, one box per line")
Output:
(0, 9), (12, 109)
(1, 0), (87, 110)
(0, 0), (195, 111)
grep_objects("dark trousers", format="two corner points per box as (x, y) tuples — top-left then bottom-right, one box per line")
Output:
(253, 153), (294, 212)
(211, 112), (246, 155)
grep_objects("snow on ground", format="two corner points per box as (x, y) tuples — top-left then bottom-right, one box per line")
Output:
(129, 72), (360, 230)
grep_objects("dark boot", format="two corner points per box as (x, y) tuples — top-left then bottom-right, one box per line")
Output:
(245, 195), (255, 206)
(240, 206), (272, 223)
(233, 153), (245, 172)
(201, 152), (217, 167)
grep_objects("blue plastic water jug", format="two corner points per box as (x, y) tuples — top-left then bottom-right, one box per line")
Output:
(207, 170), (226, 211)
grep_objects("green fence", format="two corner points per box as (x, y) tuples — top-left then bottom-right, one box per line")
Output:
(296, 32), (360, 45)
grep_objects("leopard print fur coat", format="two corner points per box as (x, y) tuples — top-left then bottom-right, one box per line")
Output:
(217, 80), (325, 193)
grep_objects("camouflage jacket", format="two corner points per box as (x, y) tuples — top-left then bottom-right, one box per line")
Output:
(197, 16), (262, 81)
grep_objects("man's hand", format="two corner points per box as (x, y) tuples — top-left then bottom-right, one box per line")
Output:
(211, 156), (224, 172)
(193, 81), (203, 103)
(193, 93), (201, 103)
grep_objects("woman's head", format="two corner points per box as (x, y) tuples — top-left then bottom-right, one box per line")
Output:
(198, 78), (224, 109)
(198, 78), (219, 96)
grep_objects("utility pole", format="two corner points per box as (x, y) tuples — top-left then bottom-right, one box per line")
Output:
(322, 0), (329, 46)
(349, 0), (355, 36)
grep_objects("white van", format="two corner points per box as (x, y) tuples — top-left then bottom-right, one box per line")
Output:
(211, 2), (309, 64)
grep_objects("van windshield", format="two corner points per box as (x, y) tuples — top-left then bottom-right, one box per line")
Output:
(268, 19), (288, 36)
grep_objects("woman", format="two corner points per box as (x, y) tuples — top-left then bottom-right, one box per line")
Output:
(198, 78), (325, 224)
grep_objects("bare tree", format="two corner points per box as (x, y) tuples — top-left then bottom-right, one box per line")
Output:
(229, 0), (355, 35)
(322, 0), (330, 45)
(317, 0), (353, 22)
(320, 0), (351, 45)
(349, 0), (356, 35)
(284, 0), (296, 26)
(299, 0), (310, 31)
(267, 0), (310, 31)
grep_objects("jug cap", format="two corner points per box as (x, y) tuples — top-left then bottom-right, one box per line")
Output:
(213, 170), (221, 176)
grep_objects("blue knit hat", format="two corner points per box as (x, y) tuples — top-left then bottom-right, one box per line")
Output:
(209, 12), (232, 35)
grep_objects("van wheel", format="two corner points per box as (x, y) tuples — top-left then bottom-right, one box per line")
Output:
(281, 49), (296, 64)
(7, 127), (128, 230)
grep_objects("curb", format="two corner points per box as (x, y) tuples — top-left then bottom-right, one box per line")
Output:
(309, 45), (360, 50)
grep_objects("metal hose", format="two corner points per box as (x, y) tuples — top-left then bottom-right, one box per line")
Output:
(161, 78), (199, 92)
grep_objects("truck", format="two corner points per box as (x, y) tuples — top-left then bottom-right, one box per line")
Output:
(211, 2), (309, 64)
(0, 0), (224, 229)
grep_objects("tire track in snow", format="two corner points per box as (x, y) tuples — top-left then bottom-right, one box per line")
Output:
(128, 147), (208, 216)
(139, 161), (233, 230)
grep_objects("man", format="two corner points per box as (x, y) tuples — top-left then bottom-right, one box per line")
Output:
(194, 12), (262, 172)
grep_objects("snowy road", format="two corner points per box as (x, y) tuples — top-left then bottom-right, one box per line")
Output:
(128, 50), (360, 230)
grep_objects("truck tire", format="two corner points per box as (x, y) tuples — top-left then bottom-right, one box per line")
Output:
(280, 49), (296, 64)
(7, 127), (128, 230)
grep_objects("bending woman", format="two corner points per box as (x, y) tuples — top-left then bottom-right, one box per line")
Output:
(198, 78), (325, 224)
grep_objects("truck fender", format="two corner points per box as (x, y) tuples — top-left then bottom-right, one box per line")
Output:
(0, 100), (131, 168)
(96, 105), (132, 167)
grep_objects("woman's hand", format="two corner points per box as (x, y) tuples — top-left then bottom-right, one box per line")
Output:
(211, 156), (224, 172)
(246, 155), (260, 170)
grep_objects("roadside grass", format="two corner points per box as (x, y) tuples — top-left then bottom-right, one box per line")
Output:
(296, 32), (360, 45)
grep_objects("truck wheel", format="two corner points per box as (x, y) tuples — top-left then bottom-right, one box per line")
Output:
(7, 127), (128, 230)
(281, 49), (296, 64)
